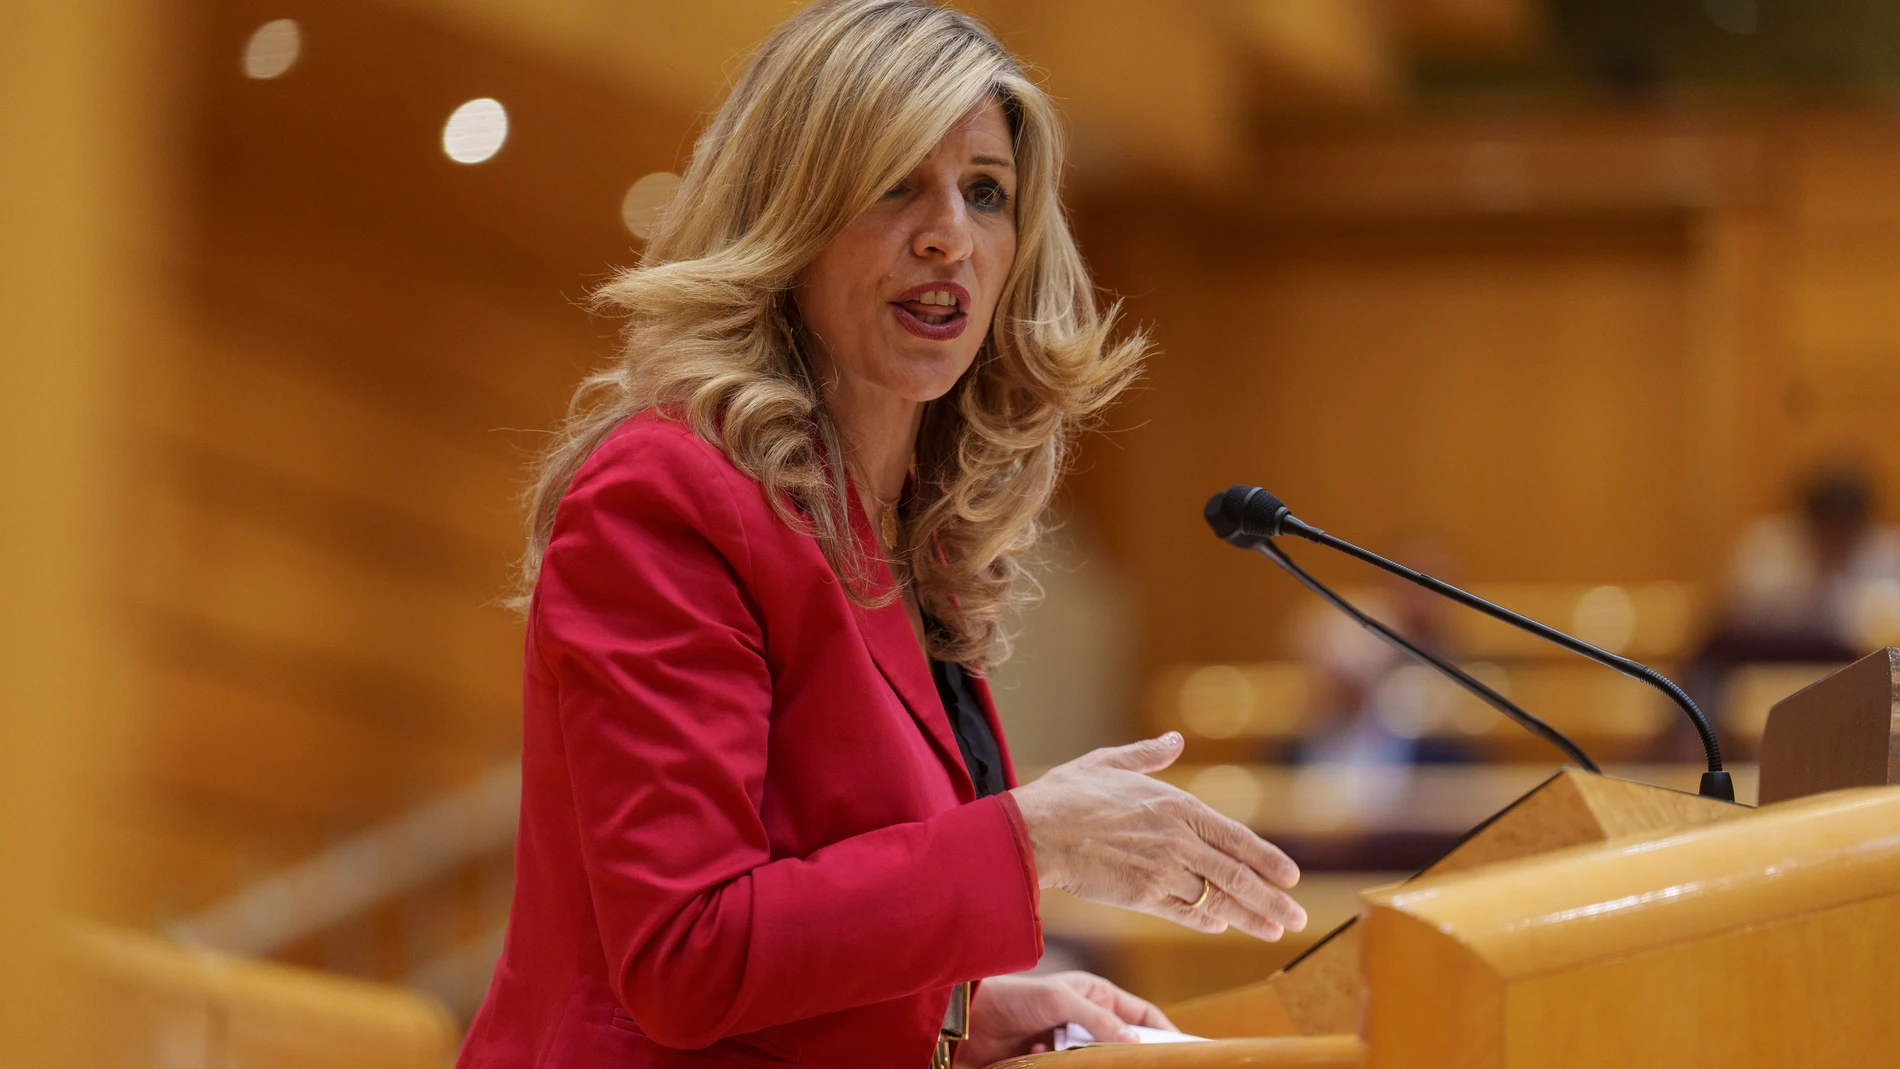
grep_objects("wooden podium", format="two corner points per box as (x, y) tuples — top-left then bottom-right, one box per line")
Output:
(997, 648), (1900, 1069)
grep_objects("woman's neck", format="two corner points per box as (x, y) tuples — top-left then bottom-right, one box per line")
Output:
(826, 379), (922, 514)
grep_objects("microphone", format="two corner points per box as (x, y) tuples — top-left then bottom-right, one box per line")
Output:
(1206, 486), (1734, 802)
(1203, 493), (1600, 774)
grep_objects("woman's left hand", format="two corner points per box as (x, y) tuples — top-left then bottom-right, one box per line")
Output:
(957, 971), (1176, 1067)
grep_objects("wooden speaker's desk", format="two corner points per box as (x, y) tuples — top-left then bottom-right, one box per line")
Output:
(999, 649), (1900, 1069)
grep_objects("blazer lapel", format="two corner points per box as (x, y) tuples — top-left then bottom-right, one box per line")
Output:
(837, 483), (974, 800)
(853, 596), (974, 801)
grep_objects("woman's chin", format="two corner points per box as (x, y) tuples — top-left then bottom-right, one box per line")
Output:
(874, 342), (981, 402)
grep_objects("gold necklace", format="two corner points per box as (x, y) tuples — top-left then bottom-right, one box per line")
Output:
(879, 499), (900, 550)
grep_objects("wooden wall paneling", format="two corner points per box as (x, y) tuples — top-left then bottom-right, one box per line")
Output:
(114, 0), (695, 931)
(198, 0), (696, 280)
(127, 489), (524, 737)
(100, 790), (315, 923)
(1068, 115), (1805, 682)
(133, 334), (522, 570)
(995, 0), (1251, 179)
(1073, 209), (1697, 672)
(191, 211), (603, 432)
(2, 0), (184, 1055)
(1064, 201), (1248, 682)
(137, 664), (494, 831)
(1779, 115), (1900, 520)
(1680, 171), (1782, 586)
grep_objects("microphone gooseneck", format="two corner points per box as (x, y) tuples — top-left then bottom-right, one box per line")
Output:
(1206, 486), (1733, 802)
(1260, 538), (1600, 772)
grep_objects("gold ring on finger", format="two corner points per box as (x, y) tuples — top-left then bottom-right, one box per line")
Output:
(1187, 876), (1212, 910)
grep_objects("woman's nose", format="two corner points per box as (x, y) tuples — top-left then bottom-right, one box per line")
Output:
(910, 189), (973, 263)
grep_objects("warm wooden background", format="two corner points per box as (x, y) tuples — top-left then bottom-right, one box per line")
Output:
(44, 0), (1900, 1008)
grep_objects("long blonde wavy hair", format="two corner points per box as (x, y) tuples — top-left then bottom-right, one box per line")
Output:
(519, 0), (1146, 666)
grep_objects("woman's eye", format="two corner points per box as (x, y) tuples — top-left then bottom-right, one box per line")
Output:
(967, 180), (1010, 210)
(881, 182), (909, 200)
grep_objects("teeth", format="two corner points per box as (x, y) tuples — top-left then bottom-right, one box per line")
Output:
(916, 290), (956, 307)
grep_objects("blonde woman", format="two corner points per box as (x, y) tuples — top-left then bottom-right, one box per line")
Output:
(459, 3), (1306, 1066)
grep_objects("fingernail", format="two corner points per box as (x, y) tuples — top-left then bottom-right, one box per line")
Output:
(1160, 731), (1182, 747)
(1119, 1026), (1140, 1042)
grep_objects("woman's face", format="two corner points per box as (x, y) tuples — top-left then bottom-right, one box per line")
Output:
(795, 100), (1018, 407)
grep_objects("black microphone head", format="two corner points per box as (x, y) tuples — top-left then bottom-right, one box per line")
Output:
(1203, 491), (1259, 547)
(1205, 485), (1292, 546)
(1225, 485), (1292, 539)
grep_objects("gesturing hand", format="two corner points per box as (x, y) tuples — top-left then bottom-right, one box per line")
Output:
(957, 971), (1173, 1066)
(1008, 732), (1307, 940)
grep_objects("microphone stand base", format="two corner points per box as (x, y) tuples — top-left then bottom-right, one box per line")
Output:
(1699, 770), (1737, 802)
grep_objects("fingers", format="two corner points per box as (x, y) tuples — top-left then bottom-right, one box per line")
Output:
(1189, 804), (1301, 890)
(1085, 732), (1183, 774)
(1057, 971), (1178, 1033)
(1153, 892), (1228, 935)
(1049, 987), (1137, 1045)
(1194, 881), (1286, 942)
(1185, 842), (1308, 934)
(1097, 984), (1175, 1032)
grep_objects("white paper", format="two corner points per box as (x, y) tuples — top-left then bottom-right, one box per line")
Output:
(1051, 1022), (1211, 1050)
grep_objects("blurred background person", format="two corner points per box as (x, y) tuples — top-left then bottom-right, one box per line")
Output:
(1289, 536), (1476, 771)
(1687, 457), (1900, 713)
(1284, 537), (1477, 835)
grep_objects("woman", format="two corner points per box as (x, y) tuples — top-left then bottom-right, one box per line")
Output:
(459, 3), (1307, 1066)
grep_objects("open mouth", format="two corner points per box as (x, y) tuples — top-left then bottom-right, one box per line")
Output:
(891, 283), (971, 340)
(907, 305), (959, 326)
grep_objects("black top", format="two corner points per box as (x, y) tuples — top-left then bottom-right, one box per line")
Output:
(929, 657), (1007, 799)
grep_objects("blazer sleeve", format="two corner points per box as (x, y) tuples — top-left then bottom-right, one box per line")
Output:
(532, 427), (1043, 1049)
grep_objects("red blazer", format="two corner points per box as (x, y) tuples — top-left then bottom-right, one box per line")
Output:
(457, 412), (1044, 1068)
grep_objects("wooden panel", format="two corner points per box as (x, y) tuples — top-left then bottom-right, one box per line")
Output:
(134, 326), (523, 562)
(111, 0), (681, 925)
(1268, 770), (1741, 1035)
(1362, 787), (1900, 1068)
(1396, 0), (1542, 53)
(137, 663), (496, 827)
(127, 488), (524, 721)
(1759, 648), (1900, 805)
(1165, 980), (1299, 1041)
(1232, 122), (1767, 221)
(70, 924), (455, 1069)
(1072, 208), (1696, 677)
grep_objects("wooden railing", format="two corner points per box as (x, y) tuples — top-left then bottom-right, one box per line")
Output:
(68, 922), (456, 1068)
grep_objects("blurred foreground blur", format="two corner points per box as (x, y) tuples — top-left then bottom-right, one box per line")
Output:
(12, 0), (1900, 1059)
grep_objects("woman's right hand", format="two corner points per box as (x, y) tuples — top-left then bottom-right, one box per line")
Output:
(1008, 732), (1307, 941)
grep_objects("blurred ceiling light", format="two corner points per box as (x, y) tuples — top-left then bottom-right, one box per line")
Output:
(1571, 584), (1636, 654)
(1703, 0), (1759, 35)
(443, 98), (508, 164)
(1185, 764), (1262, 824)
(1178, 664), (1254, 740)
(620, 172), (682, 239)
(242, 19), (301, 79)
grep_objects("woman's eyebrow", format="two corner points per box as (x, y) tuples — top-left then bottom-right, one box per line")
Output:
(969, 154), (1016, 170)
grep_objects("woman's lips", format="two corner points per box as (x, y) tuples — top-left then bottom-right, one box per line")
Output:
(892, 301), (968, 340)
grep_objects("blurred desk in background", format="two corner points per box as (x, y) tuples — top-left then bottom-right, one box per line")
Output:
(1038, 874), (1401, 1007)
(1150, 658), (1837, 765)
(1028, 763), (1757, 1004)
(1154, 762), (1757, 868)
